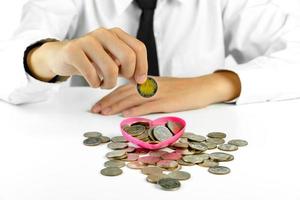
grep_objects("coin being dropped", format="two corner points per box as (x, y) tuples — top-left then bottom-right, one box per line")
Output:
(104, 160), (125, 168)
(137, 77), (158, 98)
(158, 178), (181, 191)
(83, 137), (101, 146)
(228, 139), (248, 147)
(208, 166), (230, 175)
(168, 171), (191, 181)
(100, 167), (123, 176)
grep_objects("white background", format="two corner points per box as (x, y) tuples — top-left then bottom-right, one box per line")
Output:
(0, 0), (299, 41)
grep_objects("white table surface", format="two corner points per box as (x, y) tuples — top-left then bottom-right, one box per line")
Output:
(0, 87), (299, 200)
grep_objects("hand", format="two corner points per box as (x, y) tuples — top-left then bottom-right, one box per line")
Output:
(91, 71), (241, 116)
(27, 27), (148, 88)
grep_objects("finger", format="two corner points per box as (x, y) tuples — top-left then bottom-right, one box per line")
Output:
(91, 83), (135, 113)
(110, 28), (148, 84)
(80, 36), (118, 89)
(101, 94), (148, 115)
(92, 28), (136, 80)
(122, 99), (170, 117)
(71, 50), (101, 88)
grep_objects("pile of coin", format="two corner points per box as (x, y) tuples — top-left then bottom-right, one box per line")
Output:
(122, 121), (183, 143)
(83, 130), (248, 191)
(83, 131), (110, 146)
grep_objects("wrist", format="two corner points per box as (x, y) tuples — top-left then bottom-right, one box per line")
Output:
(26, 40), (59, 82)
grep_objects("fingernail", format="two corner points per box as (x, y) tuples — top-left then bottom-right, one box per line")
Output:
(136, 74), (147, 84)
(102, 107), (111, 115)
(91, 104), (101, 113)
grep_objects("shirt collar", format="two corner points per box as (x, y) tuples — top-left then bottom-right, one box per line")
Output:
(113, 0), (186, 16)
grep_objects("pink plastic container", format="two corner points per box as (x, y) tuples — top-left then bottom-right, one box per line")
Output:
(120, 116), (186, 150)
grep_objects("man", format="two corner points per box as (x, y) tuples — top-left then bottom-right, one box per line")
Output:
(1, 0), (300, 117)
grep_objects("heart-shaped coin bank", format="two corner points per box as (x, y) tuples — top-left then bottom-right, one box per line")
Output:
(120, 116), (186, 150)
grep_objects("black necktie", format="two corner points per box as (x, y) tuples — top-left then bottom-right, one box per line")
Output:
(135, 0), (160, 76)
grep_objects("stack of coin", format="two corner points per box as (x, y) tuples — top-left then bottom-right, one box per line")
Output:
(84, 130), (248, 190)
(122, 121), (183, 143)
(83, 131), (111, 146)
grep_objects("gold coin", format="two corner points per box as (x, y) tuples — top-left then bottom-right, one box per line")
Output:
(137, 77), (158, 98)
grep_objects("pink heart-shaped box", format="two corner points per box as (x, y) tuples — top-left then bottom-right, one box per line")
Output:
(120, 116), (186, 150)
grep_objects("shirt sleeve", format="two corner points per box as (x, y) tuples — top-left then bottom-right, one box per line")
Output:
(0, 0), (78, 104)
(221, 0), (300, 104)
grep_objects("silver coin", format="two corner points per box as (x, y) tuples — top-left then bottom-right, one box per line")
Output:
(141, 166), (164, 175)
(207, 132), (227, 139)
(124, 125), (146, 137)
(208, 166), (230, 175)
(100, 167), (123, 176)
(218, 144), (238, 151)
(158, 178), (181, 191)
(111, 136), (128, 143)
(104, 160), (125, 168)
(146, 174), (169, 184)
(206, 137), (225, 145)
(157, 160), (178, 169)
(210, 152), (234, 162)
(153, 126), (173, 141)
(124, 146), (136, 153)
(189, 142), (208, 151)
(106, 150), (127, 159)
(83, 137), (101, 146)
(201, 141), (217, 150)
(83, 131), (102, 138)
(126, 161), (145, 169)
(182, 155), (204, 164)
(172, 142), (189, 149)
(187, 134), (206, 142)
(99, 136), (111, 143)
(122, 153), (139, 161)
(166, 121), (183, 134)
(178, 159), (195, 166)
(107, 142), (128, 150)
(199, 160), (219, 168)
(181, 132), (195, 138)
(228, 139), (248, 147)
(168, 171), (191, 181)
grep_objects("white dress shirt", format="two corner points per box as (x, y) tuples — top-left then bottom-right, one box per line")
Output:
(1, 0), (300, 105)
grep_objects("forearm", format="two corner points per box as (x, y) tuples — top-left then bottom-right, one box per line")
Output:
(194, 71), (241, 104)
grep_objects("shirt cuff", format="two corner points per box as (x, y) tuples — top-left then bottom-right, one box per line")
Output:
(217, 58), (282, 105)
(1, 34), (68, 104)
